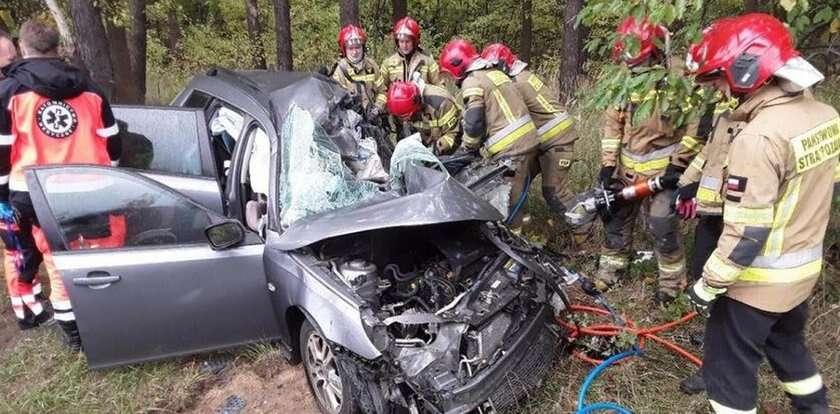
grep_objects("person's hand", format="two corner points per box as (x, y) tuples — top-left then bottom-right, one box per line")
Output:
(674, 182), (699, 219)
(598, 166), (617, 188)
(687, 279), (726, 318)
(659, 164), (684, 190)
(0, 202), (15, 222)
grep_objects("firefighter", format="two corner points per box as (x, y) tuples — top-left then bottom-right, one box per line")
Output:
(480, 43), (587, 240)
(376, 16), (440, 113)
(594, 16), (704, 305)
(685, 13), (836, 414)
(386, 80), (461, 155)
(0, 20), (122, 350)
(438, 39), (539, 229)
(331, 24), (384, 117)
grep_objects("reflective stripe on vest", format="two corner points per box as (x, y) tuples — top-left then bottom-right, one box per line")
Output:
(706, 245), (823, 284)
(537, 113), (574, 142)
(619, 143), (679, 174)
(485, 115), (535, 155)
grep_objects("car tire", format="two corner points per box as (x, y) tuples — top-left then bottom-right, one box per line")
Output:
(301, 319), (387, 414)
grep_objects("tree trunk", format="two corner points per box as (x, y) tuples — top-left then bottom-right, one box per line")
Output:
(340, 0), (359, 26)
(245, 0), (267, 68)
(128, 0), (147, 104)
(272, 0), (293, 71)
(391, 0), (407, 24)
(43, 0), (77, 59)
(105, 23), (133, 104)
(166, 11), (181, 54)
(519, 0), (533, 62)
(559, 0), (585, 102)
(67, 0), (114, 98)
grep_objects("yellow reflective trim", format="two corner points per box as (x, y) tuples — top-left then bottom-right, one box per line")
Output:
(659, 260), (686, 273)
(689, 154), (706, 171)
(492, 90), (515, 123)
(709, 400), (757, 414)
(439, 134), (455, 148)
(697, 187), (723, 204)
(351, 74), (376, 82)
(462, 134), (482, 148)
(739, 259), (823, 283)
(431, 105), (458, 128)
(723, 206), (774, 225)
(536, 94), (557, 113)
(487, 121), (535, 155)
(486, 71), (511, 86)
(706, 254), (742, 283)
(601, 138), (621, 150)
(680, 135), (703, 152)
(763, 176), (802, 256)
(540, 118), (574, 142)
(791, 117), (840, 173)
(527, 74), (544, 91)
(376, 94), (387, 105)
(782, 374), (823, 396)
(463, 88), (484, 98)
(619, 154), (670, 173)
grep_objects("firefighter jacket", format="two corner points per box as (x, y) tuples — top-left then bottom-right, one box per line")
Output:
(602, 93), (702, 182)
(702, 83), (840, 313)
(332, 57), (384, 112)
(509, 62), (576, 149)
(678, 100), (742, 216)
(378, 49), (440, 108)
(459, 60), (538, 158)
(404, 83), (461, 154)
(0, 58), (121, 201)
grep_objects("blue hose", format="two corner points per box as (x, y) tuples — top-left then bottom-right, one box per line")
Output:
(575, 348), (641, 414)
(505, 174), (532, 224)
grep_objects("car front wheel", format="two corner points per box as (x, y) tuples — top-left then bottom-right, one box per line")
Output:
(300, 320), (355, 414)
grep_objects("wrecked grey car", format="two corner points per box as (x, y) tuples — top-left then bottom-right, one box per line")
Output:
(24, 70), (568, 414)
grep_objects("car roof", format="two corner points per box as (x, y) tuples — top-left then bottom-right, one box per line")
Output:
(203, 68), (323, 105)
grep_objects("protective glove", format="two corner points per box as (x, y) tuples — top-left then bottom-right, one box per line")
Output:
(674, 182), (699, 219)
(366, 105), (383, 122)
(687, 278), (726, 318)
(659, 164), (685, 190)
(0, 202), (15, 222)
(598, 165), (617, 188)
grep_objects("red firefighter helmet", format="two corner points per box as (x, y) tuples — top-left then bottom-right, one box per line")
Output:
(612, 16), (668, 66)
(387, 81), (422, 118)
(439, 39), (479, 80)
(393, 16), (421, 45)
(481, 43), (517, 70)
(686, 13), (798, 95)
(338, 24), (367, 55)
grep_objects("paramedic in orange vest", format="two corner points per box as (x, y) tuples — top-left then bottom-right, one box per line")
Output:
(0, 20), (121, 350)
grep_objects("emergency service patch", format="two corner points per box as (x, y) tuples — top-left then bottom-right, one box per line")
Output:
(725, 175), (747, 202)
(37, 100), (78, 139)
(791, 117), (840, 173)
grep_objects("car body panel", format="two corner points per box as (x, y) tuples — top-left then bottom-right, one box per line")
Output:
(24, 166), (281, 369)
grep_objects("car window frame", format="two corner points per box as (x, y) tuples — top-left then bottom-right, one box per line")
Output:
(25, 164), (262, 255)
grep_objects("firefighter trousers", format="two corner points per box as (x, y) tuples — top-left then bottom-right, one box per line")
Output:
(502, 149), (538, 232)
(689, 215), (723, 283)
(596, 188), (687, 295)
(704, 297), (829, 414)
(529, 144), (592, 242)
(1, 191), (74, 327)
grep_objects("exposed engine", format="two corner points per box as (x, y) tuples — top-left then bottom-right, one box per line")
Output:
(314, 222), (569, 412)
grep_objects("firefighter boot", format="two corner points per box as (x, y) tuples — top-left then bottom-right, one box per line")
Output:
(680, 368), (705, 395)
(58, 320), (83, 352)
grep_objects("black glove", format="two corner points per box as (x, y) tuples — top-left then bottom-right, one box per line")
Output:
(675, 182), (699, 201)
(598, 166), (617, 188)
(687, 279), (726, 318)
(659, 164), (685, 190)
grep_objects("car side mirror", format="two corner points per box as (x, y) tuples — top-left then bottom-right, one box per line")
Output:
(204, 220), (245, 250)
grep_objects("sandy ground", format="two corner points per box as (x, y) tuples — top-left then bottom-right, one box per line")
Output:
(186, 353), (318, 414)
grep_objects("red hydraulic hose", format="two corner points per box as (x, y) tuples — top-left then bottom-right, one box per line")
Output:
(556, 304), (703, 367)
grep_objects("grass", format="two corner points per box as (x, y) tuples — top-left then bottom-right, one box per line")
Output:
(1, 77), (839, 413)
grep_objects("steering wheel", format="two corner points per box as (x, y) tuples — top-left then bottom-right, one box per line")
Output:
(127, 228), (179, 246)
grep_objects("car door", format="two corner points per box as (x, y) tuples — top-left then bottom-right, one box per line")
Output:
(25, 165), (282, 369)
(113, 106), (224, 214)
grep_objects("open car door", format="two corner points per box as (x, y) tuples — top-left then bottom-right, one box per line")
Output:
(25, 165), (281, 369)
(113, 106), (224, 214)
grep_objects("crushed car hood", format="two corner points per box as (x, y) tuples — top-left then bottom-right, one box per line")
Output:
(275, 165), (503, 250)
